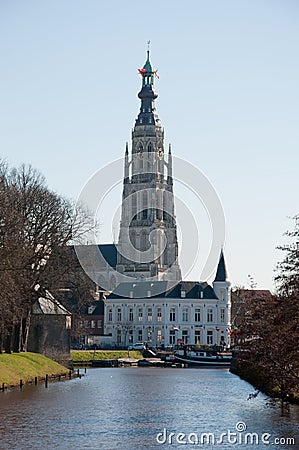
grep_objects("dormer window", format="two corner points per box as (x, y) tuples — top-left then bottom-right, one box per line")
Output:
(181, 290), (186, 298)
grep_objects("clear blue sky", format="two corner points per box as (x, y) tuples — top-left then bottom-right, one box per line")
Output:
(1, 0), (298, 290)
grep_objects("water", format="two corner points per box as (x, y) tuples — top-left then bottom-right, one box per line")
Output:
(0, 368), (298, 449)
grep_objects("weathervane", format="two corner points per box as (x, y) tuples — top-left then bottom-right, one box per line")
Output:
(147, 40), (151, 51)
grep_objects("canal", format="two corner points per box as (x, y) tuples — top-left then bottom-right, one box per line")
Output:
(0, 368), (298, 449)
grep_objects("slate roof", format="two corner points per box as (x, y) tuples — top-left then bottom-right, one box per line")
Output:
(107, 280), (218, 300)
(214, 250), (228, 282)
(73, 243), (118, 270)
(98, 244), (117, 268)
(91, 300), (105, 315)
(32, 291), (71, 315)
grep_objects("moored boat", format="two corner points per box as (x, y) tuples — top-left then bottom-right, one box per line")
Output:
(174, 347), (232, 367)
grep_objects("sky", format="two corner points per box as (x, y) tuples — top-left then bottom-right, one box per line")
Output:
(0, 0), (298, 291)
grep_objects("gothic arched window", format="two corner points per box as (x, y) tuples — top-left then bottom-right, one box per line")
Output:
(130, 231), (136, 249)
(142, 190), (148, 219)
(140, 230), (149, 251)
(156, 189), (163, 220)
(131, 191), (137, 220)
(163, 190), (168, 221)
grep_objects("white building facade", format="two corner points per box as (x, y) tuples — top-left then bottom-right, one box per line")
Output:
(104, 259), (231, 348)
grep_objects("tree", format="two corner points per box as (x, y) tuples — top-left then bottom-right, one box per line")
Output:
(275, 214), (299, 297)
(236, 215), (299, 403)
(0, 162), (94, 353)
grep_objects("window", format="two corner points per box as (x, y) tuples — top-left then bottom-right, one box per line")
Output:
(157, 307), (162, 322)
(131, 195), (137, 221)
(138, 307), (143, 322)
(147, 327), (152, 343)
(220, 289), (225, 301)
(117, 329), (121, 344)
(88, 306), (95, 314)
(142, 191), (148, 219)
(108, 309), (112, 322)
(182, 308), (188, 322)
(139, 156), (144, 171)
(169, 330), (176, 345)
(66, 316), (71, 330)
(128, 329), (133, 344)
(181, 290), (186, 298)
(207, 308), (213, 323)
(182, 330), (188, 343)
(129, 308), (134, 321)
(138, 329), (143, 342)
(97, 320), (102, 329)
(195, 329), (201, 345)
(220, 308), (225, 323)
(207, 330), (213, 345)
(147, 307), (152, 322)
(157, 329), (162, 344)
(141, 231), (149, 251)
(169, 307), (176, 322)
(163, 190), (168, 222)
(195, 308), (201, 322)
(117, 308), (122, 322)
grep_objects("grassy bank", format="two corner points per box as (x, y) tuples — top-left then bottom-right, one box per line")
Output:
(0, 352), (68, 387)
(71, 350), (143, 362)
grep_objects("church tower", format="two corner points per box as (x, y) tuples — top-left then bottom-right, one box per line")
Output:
(116, 50), (181, 281)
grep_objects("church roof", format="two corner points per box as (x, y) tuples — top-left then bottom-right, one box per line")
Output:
(107, 281), (218, 300)
(135, 50), (159, 127)
(143, 50), (153, 73)
(98, 244), (117, 268)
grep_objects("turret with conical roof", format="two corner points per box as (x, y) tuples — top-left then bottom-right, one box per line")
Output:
(213, 250), (231, 314)
(214, 250), (228, 282)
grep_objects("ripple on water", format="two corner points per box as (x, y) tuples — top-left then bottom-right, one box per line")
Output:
(0, 368), (298, 450)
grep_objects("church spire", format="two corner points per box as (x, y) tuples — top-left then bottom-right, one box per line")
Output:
(135, 49), (160, 127)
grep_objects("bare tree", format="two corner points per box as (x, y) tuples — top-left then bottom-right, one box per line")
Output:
(0, 162), (94, 353)
(236, 216), (299, 403)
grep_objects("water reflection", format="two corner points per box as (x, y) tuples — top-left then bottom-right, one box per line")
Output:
(0, 368), (298, 449)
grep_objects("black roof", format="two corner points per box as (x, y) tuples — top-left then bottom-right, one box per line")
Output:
(73, 244), (118, 271)
(98, 244), (117, 268)
(92, 300), (105, 315)
(214, 250), (228, 282)
(108, 280), (218, 300)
